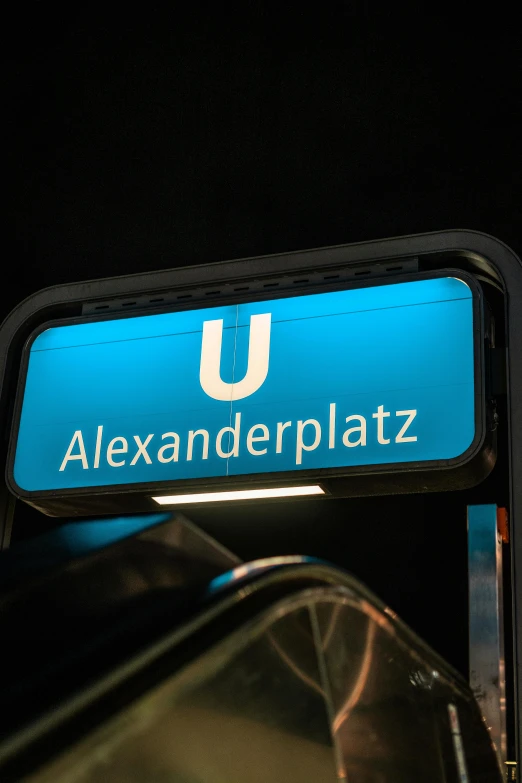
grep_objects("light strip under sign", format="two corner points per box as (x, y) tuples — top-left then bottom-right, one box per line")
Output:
(152, 485), (325, 505)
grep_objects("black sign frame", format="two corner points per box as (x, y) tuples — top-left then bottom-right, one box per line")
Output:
(5, 267), (490, 517)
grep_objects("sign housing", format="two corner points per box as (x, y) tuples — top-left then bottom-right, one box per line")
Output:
(7, 269), (490, 516)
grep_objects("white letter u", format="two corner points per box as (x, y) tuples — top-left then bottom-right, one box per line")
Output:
(200, 313), (271, 401)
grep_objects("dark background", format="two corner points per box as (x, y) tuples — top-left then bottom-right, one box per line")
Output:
(4, 8), (521, 685)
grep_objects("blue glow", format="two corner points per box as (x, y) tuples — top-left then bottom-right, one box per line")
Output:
(0, 513), (172, 585)
(205, 556), (322, 595)
(47, 513), (172, 556)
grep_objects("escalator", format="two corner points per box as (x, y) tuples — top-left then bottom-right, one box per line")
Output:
(0, 513), (503, 782)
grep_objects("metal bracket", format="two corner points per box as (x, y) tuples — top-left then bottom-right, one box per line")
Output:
(490, 348), (508, 397)
(468, 504), (507, 773)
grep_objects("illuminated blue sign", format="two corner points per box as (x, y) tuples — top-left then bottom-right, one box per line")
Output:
(10, 276), (478, 494)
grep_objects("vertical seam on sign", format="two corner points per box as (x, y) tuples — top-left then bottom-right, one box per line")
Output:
(227, 305), (240, 476)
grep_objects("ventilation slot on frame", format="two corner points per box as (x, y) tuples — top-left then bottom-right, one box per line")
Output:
(82, 257), (419, 316)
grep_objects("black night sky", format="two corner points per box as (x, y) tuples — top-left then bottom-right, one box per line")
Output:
(4, 8), (522, 682)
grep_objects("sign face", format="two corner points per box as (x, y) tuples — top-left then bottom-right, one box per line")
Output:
(9, 275), (479, 496)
